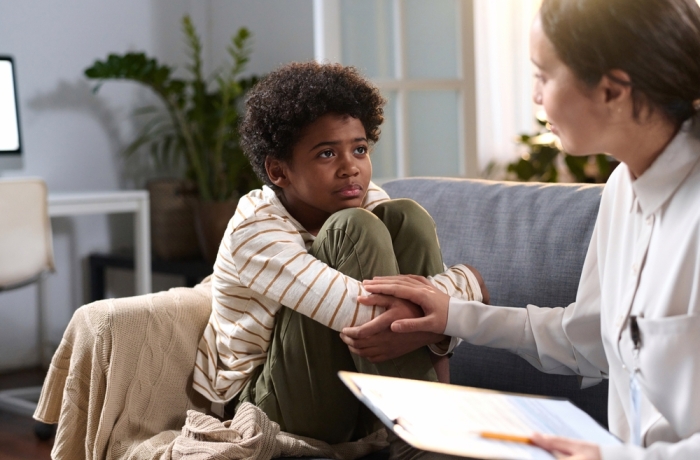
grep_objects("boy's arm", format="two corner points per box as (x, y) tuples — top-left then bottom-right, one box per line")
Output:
(231, 215), (382, 331)
(427, 264), (485, 303)
(194, 209), (383, 404)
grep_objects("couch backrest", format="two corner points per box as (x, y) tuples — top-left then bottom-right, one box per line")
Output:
(383, 177), (603, 308)
(383, 177), (609, 426)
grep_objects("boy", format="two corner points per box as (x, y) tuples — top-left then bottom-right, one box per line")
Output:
(193, 62), (483, 446)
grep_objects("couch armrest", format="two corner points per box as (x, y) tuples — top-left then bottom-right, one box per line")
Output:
(36, 282), (213, 460)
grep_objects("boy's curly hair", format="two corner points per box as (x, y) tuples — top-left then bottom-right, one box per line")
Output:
(240, 61), (386, 186)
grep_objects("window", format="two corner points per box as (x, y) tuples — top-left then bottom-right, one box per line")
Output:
(314, 0), (541, 180)
(314, 0), (477, 181)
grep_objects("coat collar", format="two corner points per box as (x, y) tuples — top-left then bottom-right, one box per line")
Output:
(630, 116), (700, 217)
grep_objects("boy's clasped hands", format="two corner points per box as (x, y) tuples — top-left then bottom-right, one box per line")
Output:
(340, 275), (452, 360)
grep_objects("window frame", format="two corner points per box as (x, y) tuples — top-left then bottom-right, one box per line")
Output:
(313, 0), (478, 181)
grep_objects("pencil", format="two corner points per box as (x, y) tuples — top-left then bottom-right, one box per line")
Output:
(480, 431), (533, 445)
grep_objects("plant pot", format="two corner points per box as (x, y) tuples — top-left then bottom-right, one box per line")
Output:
(147, 178), (201, 261)
(192, 197), (239, 265)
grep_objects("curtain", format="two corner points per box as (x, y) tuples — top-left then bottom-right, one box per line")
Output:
(474, 0), (542, 171)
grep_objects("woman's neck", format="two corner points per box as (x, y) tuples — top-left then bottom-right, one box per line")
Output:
(609, 113), (680, 179)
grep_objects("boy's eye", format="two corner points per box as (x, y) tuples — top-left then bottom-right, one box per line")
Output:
(354, 146), (368, 155)
(318, 150), (334, 158)
(534, 73), (546, 83)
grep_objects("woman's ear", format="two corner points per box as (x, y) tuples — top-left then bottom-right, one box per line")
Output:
(265, 157), (289, 188)
(601, 69), (633, 109)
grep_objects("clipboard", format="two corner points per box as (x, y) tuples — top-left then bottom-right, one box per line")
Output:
(339, 371), (620, 460)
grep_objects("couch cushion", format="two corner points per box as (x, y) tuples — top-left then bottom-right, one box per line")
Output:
(383, 177), (608, 427)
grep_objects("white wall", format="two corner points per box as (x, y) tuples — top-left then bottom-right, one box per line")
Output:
(0, 0), (313, 372)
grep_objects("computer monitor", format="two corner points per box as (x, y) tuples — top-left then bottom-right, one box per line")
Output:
(0, 55), (22, 170)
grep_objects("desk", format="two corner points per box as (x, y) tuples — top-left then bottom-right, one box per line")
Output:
(48, 190), (151, 294)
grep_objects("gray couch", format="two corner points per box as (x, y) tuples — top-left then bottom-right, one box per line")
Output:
(383, 177), (607, 427)
(39, 177), (608, 459)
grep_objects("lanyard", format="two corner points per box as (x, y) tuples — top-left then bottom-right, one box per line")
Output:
(628, 315), (642, 447)
(615, 210), (653, 447)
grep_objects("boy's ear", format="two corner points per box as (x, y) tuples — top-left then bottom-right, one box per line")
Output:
(265, 157), (290, 188)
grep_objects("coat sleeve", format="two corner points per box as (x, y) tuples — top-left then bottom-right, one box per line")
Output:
(443, 219), (608, 384)
(600, 433), (700, 459)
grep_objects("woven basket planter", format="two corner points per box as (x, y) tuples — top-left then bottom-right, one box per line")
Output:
(192, 197), (239, 265)
(146, 179), (201, 261)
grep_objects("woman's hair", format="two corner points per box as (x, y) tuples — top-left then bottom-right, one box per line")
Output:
(240, 61), (385, 186)
(540, 0), (700, 125)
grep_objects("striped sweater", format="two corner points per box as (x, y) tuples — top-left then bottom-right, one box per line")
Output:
(193, 182), (481, 403)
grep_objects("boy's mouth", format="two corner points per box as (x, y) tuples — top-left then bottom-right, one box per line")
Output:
(337, 183), (363, 198)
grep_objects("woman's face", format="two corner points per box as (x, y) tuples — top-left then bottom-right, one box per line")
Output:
(530, 16), (609, 156)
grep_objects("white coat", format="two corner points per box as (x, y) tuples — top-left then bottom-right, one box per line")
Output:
(445, 116), (700, 459)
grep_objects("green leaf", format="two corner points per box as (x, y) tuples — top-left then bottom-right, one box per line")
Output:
(84, 14), (262, 200)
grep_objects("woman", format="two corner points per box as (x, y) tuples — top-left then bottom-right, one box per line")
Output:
(341, 0), (700, 458)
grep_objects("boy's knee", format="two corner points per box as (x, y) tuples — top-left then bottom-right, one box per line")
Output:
(314, 208), (395, 270)
(324, 207), (388, 240)
(374, 199), (436, 230)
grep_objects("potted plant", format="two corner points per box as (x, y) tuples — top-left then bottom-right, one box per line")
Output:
(85, 15), (262, 263)
(506, 116), (618, 183)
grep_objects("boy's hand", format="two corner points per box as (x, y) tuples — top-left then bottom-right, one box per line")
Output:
(340, 294), (445, 363)
(359, 275), (451, 335)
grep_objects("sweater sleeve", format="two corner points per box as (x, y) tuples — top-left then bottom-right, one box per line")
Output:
(230, 214), (381, 331)
(428, 264), (483, 302)
(426, 264), (482, 355)
(362, 182), (391, 210)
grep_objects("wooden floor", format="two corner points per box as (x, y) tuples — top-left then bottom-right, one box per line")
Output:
(0, 368), (52, 460)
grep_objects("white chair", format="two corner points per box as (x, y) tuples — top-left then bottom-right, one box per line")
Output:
(0, 177), (55, 421)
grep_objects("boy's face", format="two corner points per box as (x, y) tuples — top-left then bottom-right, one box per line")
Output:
(266, 113), (372, 234)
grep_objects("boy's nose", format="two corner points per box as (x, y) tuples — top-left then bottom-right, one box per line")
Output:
(338, 156), (360, 177)
(339, 165), (360, 177)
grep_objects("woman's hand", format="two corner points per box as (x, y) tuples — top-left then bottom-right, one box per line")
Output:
(530, 433), (601, 460)
(360, 274), (451, 334)
(340, 293), (446, 362)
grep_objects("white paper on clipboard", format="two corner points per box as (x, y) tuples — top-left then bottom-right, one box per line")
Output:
(339, 372), (620, 460)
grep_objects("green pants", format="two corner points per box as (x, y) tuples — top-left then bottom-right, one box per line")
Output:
(230, 199), (445, 444)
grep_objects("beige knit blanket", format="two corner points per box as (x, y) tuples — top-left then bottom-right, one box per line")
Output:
(34, 281), (386, 460)
(134, 404), (388, 460)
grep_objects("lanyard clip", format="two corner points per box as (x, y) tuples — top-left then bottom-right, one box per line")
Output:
(630, 315), (641, 351)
